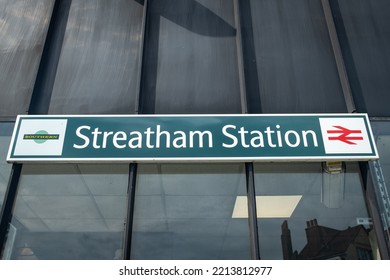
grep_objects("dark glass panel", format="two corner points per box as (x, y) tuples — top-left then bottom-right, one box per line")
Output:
(370, 121), (390, 244)
(48, 0), (144, 114)
(245, 0), (346, 113)
(2, 164), (128, 260)
(254, 162), (378, 260)
(140, 0), (242, 114)
(0, 0), (54, 117)
(332, 0), (390, 117)
(131, 163), (250, 259)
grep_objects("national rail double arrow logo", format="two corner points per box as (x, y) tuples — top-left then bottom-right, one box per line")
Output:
(327, 126), (364, 145)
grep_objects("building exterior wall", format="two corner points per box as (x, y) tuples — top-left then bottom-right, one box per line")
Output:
(0, 0), (389, 260)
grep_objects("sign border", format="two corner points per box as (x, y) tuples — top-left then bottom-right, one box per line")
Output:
(7, 113), (379, 163)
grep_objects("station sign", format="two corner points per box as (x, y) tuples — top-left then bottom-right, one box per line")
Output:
(7, 114), (378, 163)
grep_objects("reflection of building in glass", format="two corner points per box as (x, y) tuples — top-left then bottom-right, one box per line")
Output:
(281, 219), (373, 260)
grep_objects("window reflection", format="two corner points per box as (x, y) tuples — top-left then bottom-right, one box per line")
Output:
(254, 162), (379, 259)
(140, 0), (242, 114)
(131, 163), (250, 259)
(282, 219), (374, 260)
(332, 0), (390, 117)
(243, 0), (346, 113)
(2, 164), (128, 260)
(0, 0), (54, 117)
(370, 122), (390, 246)
(48, 0), (144, 114)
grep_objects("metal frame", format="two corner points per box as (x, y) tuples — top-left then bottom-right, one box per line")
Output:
(245, 163), (261, 259)
(235, 0), (261, 259)
(123, 163), (138, 260)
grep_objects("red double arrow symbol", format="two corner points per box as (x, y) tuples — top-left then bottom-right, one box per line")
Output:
(327, 126), (363, 145)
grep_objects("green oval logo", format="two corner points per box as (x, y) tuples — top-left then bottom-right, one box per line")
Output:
(33, 130), (49, 144)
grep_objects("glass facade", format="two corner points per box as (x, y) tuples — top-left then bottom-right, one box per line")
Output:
(247, 0), (346, 113)
(0, 0), (54, 117)
(48, 0), (144, 114)
(0, 0), (390, 260)
(370, 122), (390, 247)
(3, 164), (128, 259)
(332, 0), (390, 116)
(254, 162), (378, 259)
(131, 163), (250, 259)
(140, 0), (242, 114)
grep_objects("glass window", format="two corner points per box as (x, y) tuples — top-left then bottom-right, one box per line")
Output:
(0, 0), (54, 117)
(0, 123), (14, 208)
(48, 0), (144, 114)
(371, 122), (390, 190)
(131, 163), (250, 259)
(332, 0), (390, 117)
(140, 0), (242, 114)
(254, 162), (379, 260)
(243, 0), (346, 113)
(370, 121), (390, 243)
(1, 164), (128, 260)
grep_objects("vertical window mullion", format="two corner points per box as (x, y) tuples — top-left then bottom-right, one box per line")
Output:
(237, 0), (262, 114)
(123, 163), (138, 260)
(0, 164), (23, 258)
(235, 0), (261, 260)
(125, 0), (149, 259)
(245, 163), (261, 259)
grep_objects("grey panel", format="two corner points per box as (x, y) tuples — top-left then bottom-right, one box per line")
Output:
(141, 0), (241, 114)
(249, 0), (346, 113)
(49, 0), (144, 114)
(335, 0), (390, 117)
(0, 0), (54, 117)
